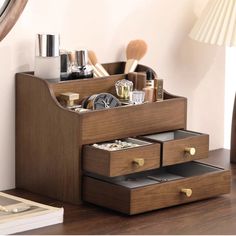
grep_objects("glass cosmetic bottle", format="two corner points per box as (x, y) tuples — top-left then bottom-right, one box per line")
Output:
(68, 50), (93, 80)
(34, 33), (60, 82)
(143, 70), (155, 102)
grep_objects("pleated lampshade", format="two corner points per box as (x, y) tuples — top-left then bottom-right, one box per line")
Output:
(189, 0), (236, 47)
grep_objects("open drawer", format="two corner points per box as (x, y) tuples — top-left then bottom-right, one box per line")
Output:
(141, 130), (209, 166)
(83, 162), (230, 215)
(83, 138), (161, 177)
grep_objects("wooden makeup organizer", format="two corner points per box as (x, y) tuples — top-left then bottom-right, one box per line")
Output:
(16, 62), (230, 215)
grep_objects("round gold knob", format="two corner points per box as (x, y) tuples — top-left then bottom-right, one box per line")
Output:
(184, 147), (196, 156)
(180, 188), (192, 197)
(133, 158), (145, 167)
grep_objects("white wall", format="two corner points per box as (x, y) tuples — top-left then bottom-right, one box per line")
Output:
(0, 0), (225, 190)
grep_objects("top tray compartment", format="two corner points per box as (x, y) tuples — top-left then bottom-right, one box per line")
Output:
(50, 62), (187, 144)
(16, 62), (187, 145)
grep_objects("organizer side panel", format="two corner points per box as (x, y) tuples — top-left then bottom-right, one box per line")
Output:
(80, 98), (187, 145)
(83, 176), (131, 214)
(16, 74), (81, 204)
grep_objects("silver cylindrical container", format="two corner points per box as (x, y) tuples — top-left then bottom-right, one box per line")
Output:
(75, 50), (88, 67)
(68, 49), (93, 80)
(34, 33), (60, 82)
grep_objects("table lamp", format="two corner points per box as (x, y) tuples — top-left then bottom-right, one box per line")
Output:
(189, 0), (236, 162)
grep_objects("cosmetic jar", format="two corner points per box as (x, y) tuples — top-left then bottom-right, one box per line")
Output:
(115, 79), (133, 100)
(35, 33), (60, 82)
(82, 93), (121, 110)
(129, 91), (145, 104)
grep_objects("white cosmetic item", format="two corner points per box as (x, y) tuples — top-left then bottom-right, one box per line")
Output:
(34, 33), (60, 82)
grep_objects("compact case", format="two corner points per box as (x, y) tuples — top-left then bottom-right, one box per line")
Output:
(15, 62), (231, 215)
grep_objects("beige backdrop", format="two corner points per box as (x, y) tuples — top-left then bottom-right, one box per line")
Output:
(0, 0), (225, 190)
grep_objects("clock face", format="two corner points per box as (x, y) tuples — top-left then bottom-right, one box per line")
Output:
(82, 93), (121, 110)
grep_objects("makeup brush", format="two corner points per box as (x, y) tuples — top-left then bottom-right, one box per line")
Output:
(124, 39), (148, 74)
(88, 50), (110, 77)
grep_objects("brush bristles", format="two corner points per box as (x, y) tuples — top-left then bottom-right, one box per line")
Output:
(126, 39), (148, 60)
(88, 50), (98, 65)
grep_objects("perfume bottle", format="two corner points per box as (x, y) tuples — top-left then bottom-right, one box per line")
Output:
(34, 33), (60, 82)
(68, 50), (93, 80)
(115, 79), (133, 101)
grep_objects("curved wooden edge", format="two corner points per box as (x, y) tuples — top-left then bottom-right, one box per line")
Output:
(15, 71), (82, 204)
(164, 90), (187, 100)
(0, 0), (28, 41)
(15, 72), (80, 116)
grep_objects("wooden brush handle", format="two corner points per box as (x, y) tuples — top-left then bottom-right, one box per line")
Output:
(95, 64), (109, 76)
(124, 59), (138, 73)
(91, 65), (103, 77)
(93, 70), (100, 78)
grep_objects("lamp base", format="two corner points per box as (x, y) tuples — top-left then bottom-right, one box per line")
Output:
(230, 94), (236, 162)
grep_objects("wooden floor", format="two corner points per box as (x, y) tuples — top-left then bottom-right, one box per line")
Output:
(7, 149), (236, 235)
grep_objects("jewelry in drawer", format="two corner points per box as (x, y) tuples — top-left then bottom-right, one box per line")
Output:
(141, 130), (209, 166)
(83, 162), (230, 215)
(82, 138), (161, 177)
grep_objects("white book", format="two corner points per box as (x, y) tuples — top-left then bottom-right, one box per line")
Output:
(0, 192), (64, 235)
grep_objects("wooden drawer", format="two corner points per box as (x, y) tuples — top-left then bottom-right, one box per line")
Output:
(83, 138), (161, 177)
(142, 130), (209, 166)
(83, 162), (230, 215)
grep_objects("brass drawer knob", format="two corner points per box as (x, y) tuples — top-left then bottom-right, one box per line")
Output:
(133, 158), (145, 167)
(184, 147), (196, 156)
(181, 188), (192, 197)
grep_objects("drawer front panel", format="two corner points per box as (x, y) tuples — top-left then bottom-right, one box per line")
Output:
(83, 168), (230, 215)
(130, 170), (230, 214)
(83, 143), (161, 177)
(163, 134), (209, 166)
(80, 98), (187, 145)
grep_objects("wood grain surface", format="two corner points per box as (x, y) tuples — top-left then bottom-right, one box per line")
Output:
(83, 143), (161, 177)
(50, 62), (156, 100)
(16, 67), (187, 204)
(15, 73), (81, 204)
(83, 163), (230, 215)
(51, 74), (125, 100)
(80, 98), (187, 145)
(130, 168), (230, 214)
(6, 149), (235, 235)
(162, 132), (209, 166)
